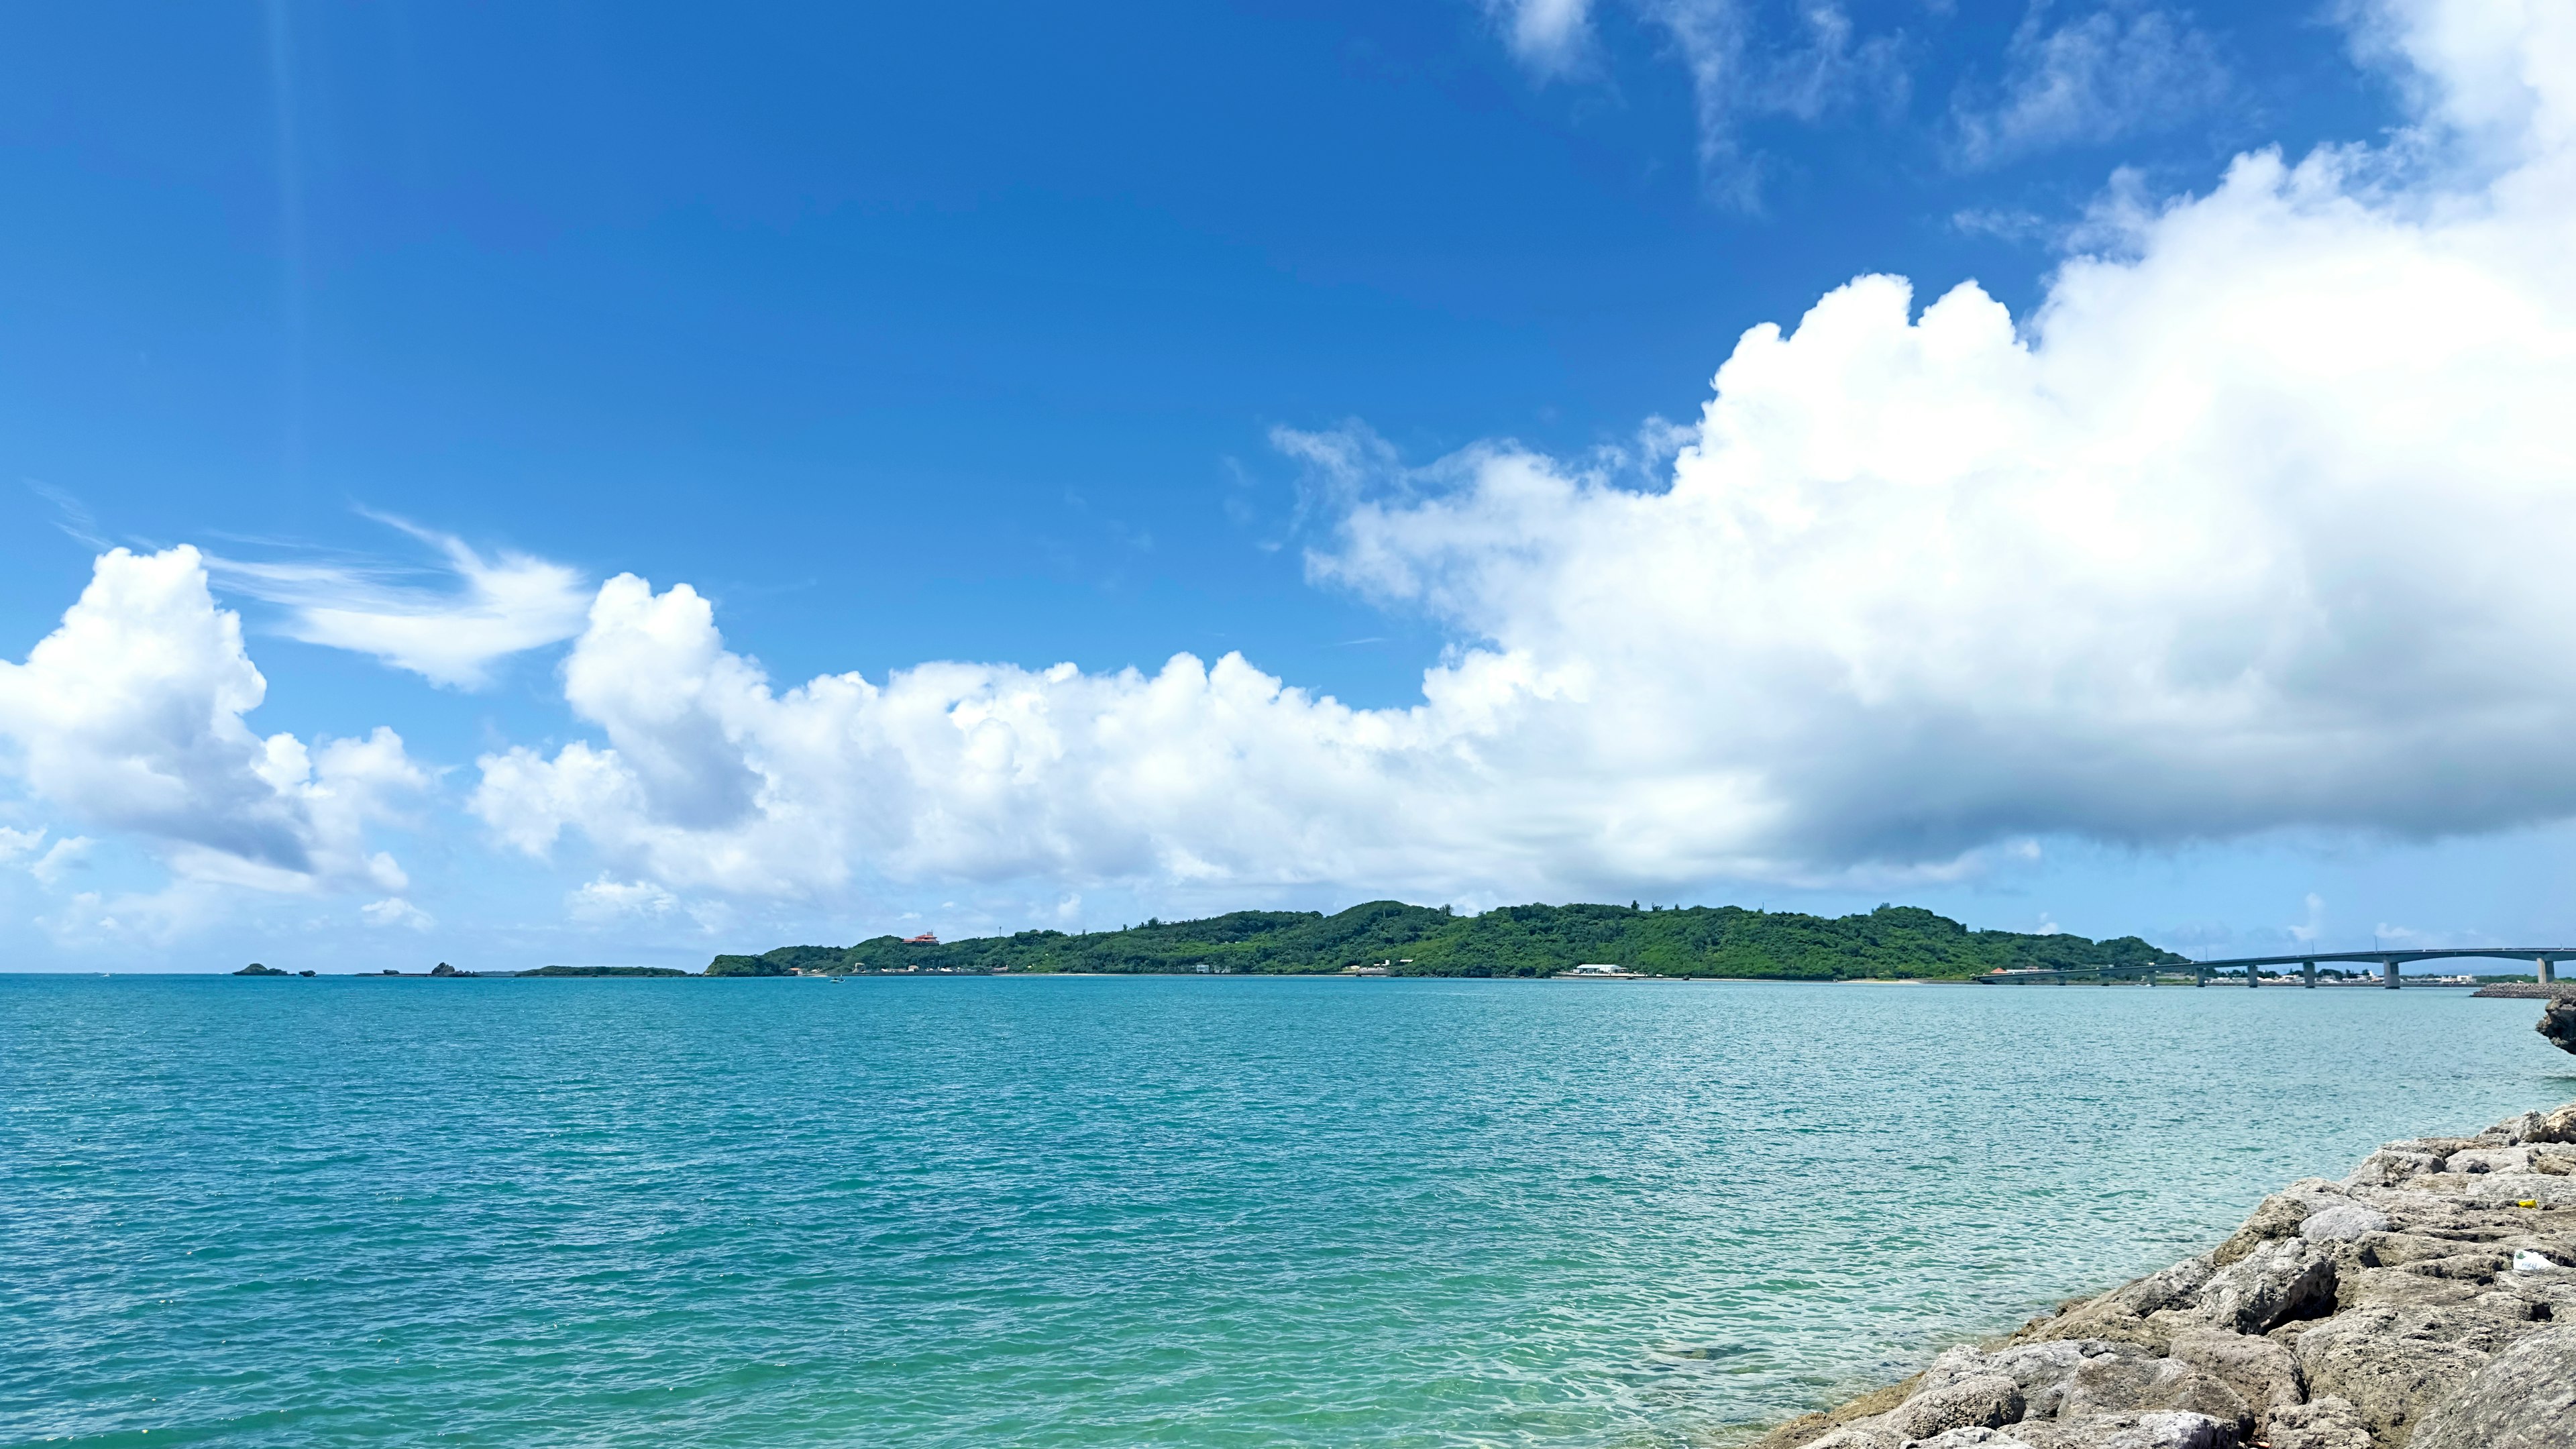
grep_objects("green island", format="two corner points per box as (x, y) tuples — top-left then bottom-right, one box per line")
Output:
(705, 900), (2185, 979)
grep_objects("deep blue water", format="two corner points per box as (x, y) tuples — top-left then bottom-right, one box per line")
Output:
(5, 975), (2569, 1448)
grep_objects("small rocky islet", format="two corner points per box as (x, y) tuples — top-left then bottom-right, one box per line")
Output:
(1756, 1089), (2576, 1448)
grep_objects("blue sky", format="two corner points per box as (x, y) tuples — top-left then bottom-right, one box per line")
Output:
(3, 0), (2573, 971)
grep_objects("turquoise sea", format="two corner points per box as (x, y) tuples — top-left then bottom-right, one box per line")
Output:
(6, 975), (2569, 1448)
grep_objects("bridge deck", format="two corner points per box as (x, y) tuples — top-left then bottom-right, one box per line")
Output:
(1977, 948), (2567, 989)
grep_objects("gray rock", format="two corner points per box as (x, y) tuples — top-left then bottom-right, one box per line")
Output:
(1794, 1428), (1897, 1449)
(1882, 1374), (2027, 1442)
(2294, 1304), (2524, 1443)
(1910, 1430), (2015, 1448)
(2362, 1229), (2495, 1270)
(2214, 1190), (2318, 1265)
(2110, 1257), (2216, 1318)
(2258, 1395), (2369, 1449)
(2050, 1354), (2248, 1431)
(2298, 1203), (2390, 1242)
(2196, 1238), (2337, 1334)
(2408, 1324), (2576, 1449)
(1921, 1340), (2141, 1417)
(2497, 1109), (2551, 1144)
(2443, 1144), (2536, 1174)
(2347, 1149), (2446, 1187)
(1767, 1105), (2576, 1449)
(2165, 1326), (2302, 1415)
(2398, 1250), (2511, 1283)
(2019, 1266), (2210, 1352)
(2540, 998), (2576, 1055)
(2341, 1261), (2501, 1315)
(2396, 1170), (2576, 1208)
(1970, 1411), (2238, 1448)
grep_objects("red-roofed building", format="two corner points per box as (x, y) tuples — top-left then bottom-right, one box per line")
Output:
(906, 931), (938, 944)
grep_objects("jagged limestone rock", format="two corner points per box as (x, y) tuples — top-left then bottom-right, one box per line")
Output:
(1879, 1374), (2026, 1441)
(2164, 1324), (2303, 1418)
(2259, 1395), (2370, 1449)
(2406, 1325), (2576, 1449)
(2297, 1202), (2390, 1242)
(2293, 1303), (2529, 1444)
(1905, 1411), (2238, 1448)
(1757, 1102), (2576, 1449)
(2195, 1238), (2338, 1336)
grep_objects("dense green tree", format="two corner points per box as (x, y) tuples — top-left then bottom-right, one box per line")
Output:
(704, 902), (2184, 980)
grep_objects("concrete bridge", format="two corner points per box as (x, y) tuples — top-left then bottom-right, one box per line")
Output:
(1980, 949), (2568, 989)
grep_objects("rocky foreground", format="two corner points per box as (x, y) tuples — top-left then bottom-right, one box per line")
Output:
(1753, 1102), (2576, 1449)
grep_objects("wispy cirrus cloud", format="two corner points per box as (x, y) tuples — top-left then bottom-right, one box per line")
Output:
(211, 516), (589, 690)
(1951, 3), (2233, 168)
(1483, 0), (1907, 207)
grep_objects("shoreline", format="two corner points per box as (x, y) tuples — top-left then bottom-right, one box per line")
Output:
(1749, 1101), (2576, 1449)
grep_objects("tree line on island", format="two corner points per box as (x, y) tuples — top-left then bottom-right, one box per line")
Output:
(704, 901), (2186, 980)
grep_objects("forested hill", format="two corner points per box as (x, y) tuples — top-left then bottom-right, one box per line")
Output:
(705, 902), (2184, 980)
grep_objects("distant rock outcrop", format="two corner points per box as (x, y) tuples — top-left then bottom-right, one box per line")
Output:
(2540, 998), (2576, 1055)
(1757, 1103), (2576, 1449)
(232, 963), (288, 976)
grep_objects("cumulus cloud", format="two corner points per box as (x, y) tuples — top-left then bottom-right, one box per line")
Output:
(568, 875), (680, 922)
(360, 896), (435, 930)
(1953, 3), (2232, 167)
(213, 520), (588, 689)
(470, 0), (2576, 903)
(472, 574), (1477, 896)
(0, 546), (423, 893)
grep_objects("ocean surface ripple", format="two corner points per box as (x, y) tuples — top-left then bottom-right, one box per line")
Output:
(4, 975), (2567, 1447)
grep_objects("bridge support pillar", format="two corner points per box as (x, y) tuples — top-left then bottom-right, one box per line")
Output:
(2248, 963), (2260, 987)
(2542, 957), (2556, 986)
(2194, 967), (2206, 987)
(2304, 959), (2316, 989)
(2383, 960), (2401, 989)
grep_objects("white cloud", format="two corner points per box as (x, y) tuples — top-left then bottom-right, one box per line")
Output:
(470, 0), (2576, 905)
(1488, 0), (1595, 74)
(1487, 0), (1904, 205)
(0, 546), (424, 893)
(213, 520), (588, 690)
(1953, 4), (2232, 168)
(35, 881), (233, 949)
(28, 835), (92, 888)
(2288, 892), (2326, 944)
(1648, 0), (1905, 205)
(568, 875), (680, 922)
(0, 825), (42, 862)
(360, 896), (435, 930)
(472, 573), (1503, 898)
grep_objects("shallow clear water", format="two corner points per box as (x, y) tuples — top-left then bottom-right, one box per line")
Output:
(5, 974), (2569, 1448)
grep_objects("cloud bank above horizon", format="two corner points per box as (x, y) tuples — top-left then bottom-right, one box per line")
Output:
(3, 0), (2573, 941)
